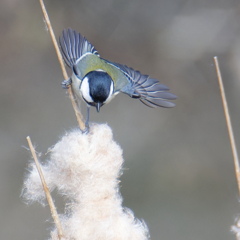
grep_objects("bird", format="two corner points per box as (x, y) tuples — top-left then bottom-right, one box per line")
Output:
(59, 28), (177, 132)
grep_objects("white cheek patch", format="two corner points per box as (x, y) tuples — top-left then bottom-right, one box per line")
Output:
(80, 77), (94, 103)
(104, 81), (114, 104)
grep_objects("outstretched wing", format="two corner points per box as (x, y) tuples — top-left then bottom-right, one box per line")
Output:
(112, 63), (177, 108)
(59, 28), (99, 68)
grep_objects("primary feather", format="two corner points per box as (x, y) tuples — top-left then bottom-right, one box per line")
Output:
(105, 62), (177, 108)
(59, 28), (99, 68)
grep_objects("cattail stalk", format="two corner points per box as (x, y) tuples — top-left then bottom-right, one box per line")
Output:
(26, 136), (64, 239)
(39, 0), (85, 131)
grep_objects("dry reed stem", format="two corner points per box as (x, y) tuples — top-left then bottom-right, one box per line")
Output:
(214, 56), (240, 200)
(39, 0), (86, 131)
(26, 136), (64, 239)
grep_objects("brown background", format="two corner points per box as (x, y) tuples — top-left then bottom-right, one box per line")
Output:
(1, 0), (240, 239)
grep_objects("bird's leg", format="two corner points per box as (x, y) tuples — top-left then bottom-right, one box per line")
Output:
(62, 78), (72, 89)
(85, 106), (90, 128)
(82, 106), (90, 134)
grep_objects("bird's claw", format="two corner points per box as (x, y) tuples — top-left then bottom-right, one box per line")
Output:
(81, 125), (89, 135)
(82, 106), (90, 135)
(62, 78), (72, 89)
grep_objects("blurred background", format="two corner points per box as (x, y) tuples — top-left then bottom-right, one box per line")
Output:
(1, 0), (240, 239)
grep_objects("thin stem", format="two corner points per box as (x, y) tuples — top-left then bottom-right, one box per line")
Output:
(214, 56), (240, 199)
(26, 136), (64, 239)
(39, 0), (86, 131)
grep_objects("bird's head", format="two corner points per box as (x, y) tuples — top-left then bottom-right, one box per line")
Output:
(80, 70), (114, 112)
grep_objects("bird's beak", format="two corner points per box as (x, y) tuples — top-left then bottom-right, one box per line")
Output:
(96, 102), (101, 112)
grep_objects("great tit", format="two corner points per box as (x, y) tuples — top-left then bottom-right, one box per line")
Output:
(59, 28), (177, 131)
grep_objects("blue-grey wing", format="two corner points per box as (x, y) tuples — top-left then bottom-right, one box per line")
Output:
(59, 28), (99, 68)
(112, 63), (177, 108)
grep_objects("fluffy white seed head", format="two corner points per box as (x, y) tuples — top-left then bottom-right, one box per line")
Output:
(22, 123), (150, 240)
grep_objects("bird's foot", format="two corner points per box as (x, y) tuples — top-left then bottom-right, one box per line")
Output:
(62, 78), (72, 89)
(81, 124), (89, 134)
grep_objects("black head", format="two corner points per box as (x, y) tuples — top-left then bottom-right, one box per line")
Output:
(80, 70), (114, 112)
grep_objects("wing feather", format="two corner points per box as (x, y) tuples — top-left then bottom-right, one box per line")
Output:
(111, 63), (177, 108)
(59, 28), (99, 68)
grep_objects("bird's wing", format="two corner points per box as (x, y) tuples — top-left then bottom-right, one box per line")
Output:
(59, 28), (99, 68)
(108, 62), (177, 108)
